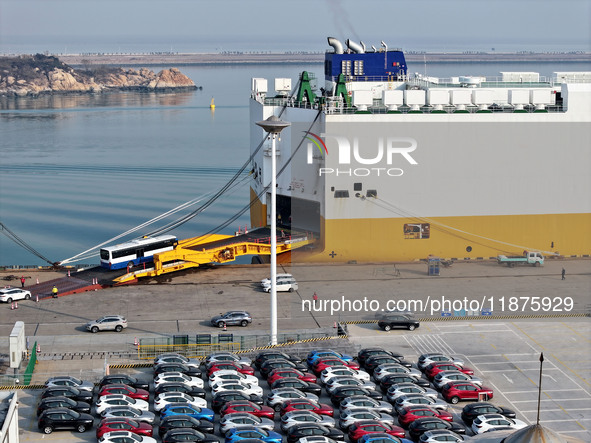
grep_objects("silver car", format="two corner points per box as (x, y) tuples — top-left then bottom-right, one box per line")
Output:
(418, 353), (464, 371)
(373, 363), (422, 382)
(280, 410), (336, 432)
(154, 372), (204, 389)
(85, 315), (127, 333)
(266, 387), (319, 411)
(394, 394), (449, 414)
(386, 383), (439, 403)
(205, 352), (252, 366)
(325, 376), (377, 394)
(432, 370), (482, 390)
(100, 406), (156, 424)
(44, 376), (94, 392)
(219, 412), (275, 433)
(339, 395), (393, 415)
(338, 409), (395, 431)
(153, 353), (201, 369)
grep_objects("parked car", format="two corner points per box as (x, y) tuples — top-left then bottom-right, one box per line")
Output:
(270, 378), (322, 396)
(357, 348), (405, 368)
(339, 396), (393, 415)
(377, 314), (419, 332)
(158, 414), (215, 436)
(286, 423), (345, 443)
(155, 382), (207, 399)
(219, 412), (275, 433)
(330, 386), (383, 406)
(393, 394), (449, 414)
(471, 413), (527, 434)
(220, 400), (275, 420)
(373, 364), (422, 382)
(100, 406), (156, 424)
(262, 276), (298, 293)
(208, 362), (255, 377)
(86, 315), (127, 333)
(211, 380), (264, 397)
(99, 374), (150, 391)
(424, 363), (473, 381)
(36, 396), (91, 416)
(417, 354), (464, 372)
(210, 370), (259, 386)
(325, 376), (377, 393)
(162, 428), (219, 443)
(281, 410), (336, 432)
(418, 429), (464, 443)
(96, 417), (154, 438)
(460, 402), (516, 426)
(358, 433), (412, 443)
(96, 394), (150, 414)
(320, 366), (371, 384)
(348, 420), (406, 442)
(441, 382), (494, 404)
(154, 392), (207, 412)
(210, 311), (252, 327)
(408, 418), (466, 442)
(40, 386), (93, 403)
(261, 273), (293, 286)
(159, 404), (214, 421)
(280, 399), (335, 417)
(312, 358), (360, 375)
(98, 430), (157, 443)
(224, 426), (283, 443)
(260, 359), (309, 378)
(98, 384), (150, 401)
(38, 407), (93, 434)
(154, 353), (201, 368)
(44, 375), (94, 392)
(307, 350), (354, 366)
(156, 372), (205, 389)
(154, 362), (203, 378)
(268, 368), (317, 385)
(205, 351), (252, 366)
(364, 356), (411, 374)
(380, 374), (430, 391)
(253, 351), (302, 369)
(432, 371), (482, 390)
(338, 409), (396, 431)
(386, 383), (439, 403)
(0, 287), (31, 303)
(212, 390), (264, 412)
(267, 387), (319, 411)
(397, 406), (453, 428)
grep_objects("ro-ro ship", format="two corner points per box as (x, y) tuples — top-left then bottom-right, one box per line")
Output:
(249, 37), (591, 262)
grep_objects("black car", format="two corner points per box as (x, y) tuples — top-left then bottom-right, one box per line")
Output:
(461, 402), (517, 426)
(254, 351), (302, 369)
(159, 414), (215, 436)
(330, 387), (383, 406)
(364, 356), (412, 374)
(154, 362), (202, 378)
(286, 423), (345, 443)
(357, 348), (405, 368)
(377, 314), (420, 332)
(40, 386), (93, 403)
(260, 359), (308, 379)
(212, 391), (264, 412)
(379, 374), (430, 392)
(36, 396), (91, 416)
(37, 407), (94, 434)
(408, 417), (466, 441)
(270, 378), (323, 396)
(162, 428), (220, 443)
(155, 382), (207, 399)
(99, 374), (150, 391)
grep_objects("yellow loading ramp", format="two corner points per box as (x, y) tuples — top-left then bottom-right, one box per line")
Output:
(113, 232), (311, 284)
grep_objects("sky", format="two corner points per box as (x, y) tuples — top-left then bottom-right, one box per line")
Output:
(0, 0), (590, 54)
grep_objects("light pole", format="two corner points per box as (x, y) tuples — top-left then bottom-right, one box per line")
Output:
(256, 115), (290, 345)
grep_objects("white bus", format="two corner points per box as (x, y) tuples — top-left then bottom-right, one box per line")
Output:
(99, 235), (178, 270)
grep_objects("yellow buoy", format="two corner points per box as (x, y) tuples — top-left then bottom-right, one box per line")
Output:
(210, 97), (215, 109)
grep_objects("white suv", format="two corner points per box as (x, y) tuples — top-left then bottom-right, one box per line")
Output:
(260, 273), (292, 287)
(262, 277), (298, 293)
(85, 315), (128, 333)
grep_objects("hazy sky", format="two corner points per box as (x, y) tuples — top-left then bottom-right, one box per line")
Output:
(1, 0), (590, 53)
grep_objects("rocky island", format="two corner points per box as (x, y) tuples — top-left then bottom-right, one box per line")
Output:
(0, 54), (197, 96)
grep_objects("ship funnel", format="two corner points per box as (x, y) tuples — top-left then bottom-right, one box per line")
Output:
(346, 39), (365, 54)
(327, 37), (344, 54)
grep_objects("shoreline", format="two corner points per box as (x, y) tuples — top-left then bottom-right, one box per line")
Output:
(14, 51), (590, 66)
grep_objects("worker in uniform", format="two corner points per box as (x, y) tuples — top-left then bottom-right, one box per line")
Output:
(20, 276), (26, 288)
(52, 285), (58, 298)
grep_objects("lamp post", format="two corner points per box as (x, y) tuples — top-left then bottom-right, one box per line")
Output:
(256, 115), (290, 345)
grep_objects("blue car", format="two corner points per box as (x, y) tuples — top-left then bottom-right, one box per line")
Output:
(306, 350), (353, 367)
(225, 426), (282, 443)
(358, 432), (414, 443)
(160, 403), (214, 422)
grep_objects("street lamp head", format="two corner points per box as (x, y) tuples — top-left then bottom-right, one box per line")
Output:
(256, 115), (291, 134)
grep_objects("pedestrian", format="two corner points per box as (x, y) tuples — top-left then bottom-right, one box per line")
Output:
(313, 292), (318, 302)
(20, 276), (26, 288)
(561, 268), (566, 280)
(52, 285), (58, 298)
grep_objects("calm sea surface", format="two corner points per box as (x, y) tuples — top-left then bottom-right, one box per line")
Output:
(1, 61), (589, 266)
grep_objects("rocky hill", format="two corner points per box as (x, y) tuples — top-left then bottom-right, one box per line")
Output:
(0, 54), (197, 96)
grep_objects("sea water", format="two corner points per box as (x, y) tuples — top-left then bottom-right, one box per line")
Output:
(1, 61), (589, 267)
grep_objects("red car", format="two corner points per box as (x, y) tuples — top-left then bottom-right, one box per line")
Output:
(97, 384), (150, 402)
(425, 363), (474, 380)
(219, 400), (275, 420)
(207, 362), (255, 377)
(96, 417), (153, 438)
(267, 368), (318, 385)
(348, 420), (406, 442)
(397, 406), (453, 428)
(441, 382), (494, 404)
(279, 399), (334, 417)
(312, 358), (360, 375)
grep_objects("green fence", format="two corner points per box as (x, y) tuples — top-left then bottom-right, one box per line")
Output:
(23, 341), (37, 385)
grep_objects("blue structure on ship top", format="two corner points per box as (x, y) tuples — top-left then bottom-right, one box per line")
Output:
(325, 37), (407, 81)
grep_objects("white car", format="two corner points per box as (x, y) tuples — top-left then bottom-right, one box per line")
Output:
(98, 430), (157, 443)
(219, 412), (275, 433)
(205, 352), (252, 366)
(266, 388), (319, 411)
(154, 372), (204, 389)
(153, 392), (207, 412)
(280, 410), (336, 432)
(419, 429), (465, 442)
(324, 376), (377, 394)
(209, 370), (259, 386)
(471, 413), (527, 434)
(432, 371), (482, 390)
(262, 277), (298, 293)
(96, 395), (149, 414)
(373, 363), (423, 382)
(261, 273), (293, 286)
(386, 383), (439, 402)
(394, 394), (449, 414)
(339, 396), (393, 415)
(0, 287), (31, 303)
(320, 366), (371, 384)
(338, 409), (396, 431)
(210, 380), (263, 397)
(100, 406), (156, 424)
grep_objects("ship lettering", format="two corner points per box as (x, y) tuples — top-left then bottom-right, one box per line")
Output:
(319, 168), (404, 177)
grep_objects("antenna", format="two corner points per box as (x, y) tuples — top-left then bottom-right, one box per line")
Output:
(536, 352), (544, 424)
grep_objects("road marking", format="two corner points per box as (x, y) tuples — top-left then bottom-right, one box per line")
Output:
(503, 373), (514, 383)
